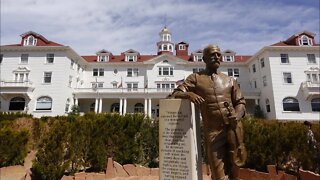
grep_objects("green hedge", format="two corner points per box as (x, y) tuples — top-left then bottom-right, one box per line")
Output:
(0, 128), (29, 167)
(243, 118), (320, 174)
(0, 113), (319, 179)
(32, 113), (158, 179)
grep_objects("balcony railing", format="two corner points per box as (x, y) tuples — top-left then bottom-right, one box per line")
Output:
(74, 88), (175, 94)
(300, 81), (320, 100)
(0, 80), (34, 88)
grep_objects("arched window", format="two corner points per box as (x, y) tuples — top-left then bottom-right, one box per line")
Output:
(266, 99), (270, 112)
(110, 103), (120, 113)
(24, 35), (37, 46)
(311, 98), (320, 112)
(299, 35), (312, 46)
(283, 97), (300, 111)
(9, 97), (25, 111)
(134, 103), (144, 113)
(36, 96), (52, 110)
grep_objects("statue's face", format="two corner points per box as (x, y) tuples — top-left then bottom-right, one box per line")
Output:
(204, 48), (222, 70)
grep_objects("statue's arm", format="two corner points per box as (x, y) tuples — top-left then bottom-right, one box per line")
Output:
(169, 74), (205, 105)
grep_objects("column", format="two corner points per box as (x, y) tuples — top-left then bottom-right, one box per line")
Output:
(74, 98), (78, 106)
(123, 98), (127, 115)
(94, 98), (99, 113)
(119, 98), (123, 115)
(99, 98), (103, 113)
(148, 98), (152, 117)
(255, 99), (259, 105)
(144, 98), (148, 115)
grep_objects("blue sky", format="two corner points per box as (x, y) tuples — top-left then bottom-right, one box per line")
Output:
(1, 0), (319, 55)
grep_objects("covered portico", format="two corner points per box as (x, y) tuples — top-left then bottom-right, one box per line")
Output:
(73, 87), (172, 118)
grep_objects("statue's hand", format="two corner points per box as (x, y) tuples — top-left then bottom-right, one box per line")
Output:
(186, 92), (205, 105)
(228, 115), (239, 129)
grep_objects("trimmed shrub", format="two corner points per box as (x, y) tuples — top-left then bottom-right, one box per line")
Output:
(0, 128), (29, 167)
(242, 118), (319, 174)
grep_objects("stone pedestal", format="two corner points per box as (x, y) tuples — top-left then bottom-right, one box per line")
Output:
(159, 99), (202, 180)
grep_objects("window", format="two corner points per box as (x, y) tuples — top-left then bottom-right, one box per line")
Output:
(126, 55), (136, 62)
(93, 68), (104, 76)
(110, 103), (120, 112)
(260, 58), (265, 68)
(306, 72), (320, 83)
(98, 55), (108, 62)
(179, 45), (185, 50)
(46, 54), (54, 63)
(24, 35), (37, 46)
(280, 54), (289, 64)
(193, 68), (204, 73)
(159, 67), (173, 76)
(92, 82), (103, 88)
(9, 97), (25, 111)
(163, 45), (168, 51)
(254, 81), (257, 88)
(224, 56), (234, 62)
(90, 103), (95, 112)
(65, 99), (70, 113)
(36, 96), (52, 111)
(15, 72), (29, 82)
(194, 55), (203, 62)
(0, 54), (3, 63)
(252, 64), (256, 73)
(307, 54), (316, 64)
(311, 98), (320, 112)
(21, 54), (29, 64)
(299, 35), (313, 46)
(134, 103), (144, 113)
(263, 76), (267, 86)
(127, 83), (138, 91)
(43, 72), (52, 83)
(283, 97), (300, 111)
(283, 72), (292, 84)
(266, 99), (270, 112)
(157, 83), (175, 91)
(127, 68), (139, 77)
(227, 68), (239, 77)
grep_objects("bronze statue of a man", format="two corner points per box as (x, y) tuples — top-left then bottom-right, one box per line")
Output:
(170, 45), (247, 180)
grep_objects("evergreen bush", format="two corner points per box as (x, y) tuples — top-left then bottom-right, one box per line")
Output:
(0, 128), (29, 167)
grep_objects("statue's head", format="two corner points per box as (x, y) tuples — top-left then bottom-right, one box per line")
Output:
(203, 44), (222, 69)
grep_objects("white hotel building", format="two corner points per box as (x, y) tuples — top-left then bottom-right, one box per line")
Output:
(0, 27), (319, 121)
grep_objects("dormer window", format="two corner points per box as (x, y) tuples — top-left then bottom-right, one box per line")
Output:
(126, 55), (137, 62)
(179, 45), (185, 50)
(98, 55), (109, 62)
(194, 55), (203, 62)
(223, 55), (234, 62)
(24, 35), (37, 46)
(299, 35), (313, 46)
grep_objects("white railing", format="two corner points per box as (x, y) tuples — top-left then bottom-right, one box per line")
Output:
(301, 81), (320, 89)
(301, 81), (320, 100)
(0, 80), (33, 87)
(74, 88), (175, 94)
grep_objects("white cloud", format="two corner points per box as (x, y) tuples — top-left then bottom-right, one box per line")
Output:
(1, 0), (319, 55)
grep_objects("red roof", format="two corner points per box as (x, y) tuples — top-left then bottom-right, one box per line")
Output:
(82, 54), (250, 63)
(235, 56), (251, 62)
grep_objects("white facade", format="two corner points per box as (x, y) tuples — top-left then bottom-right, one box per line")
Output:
(0, 29), (319, 121)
